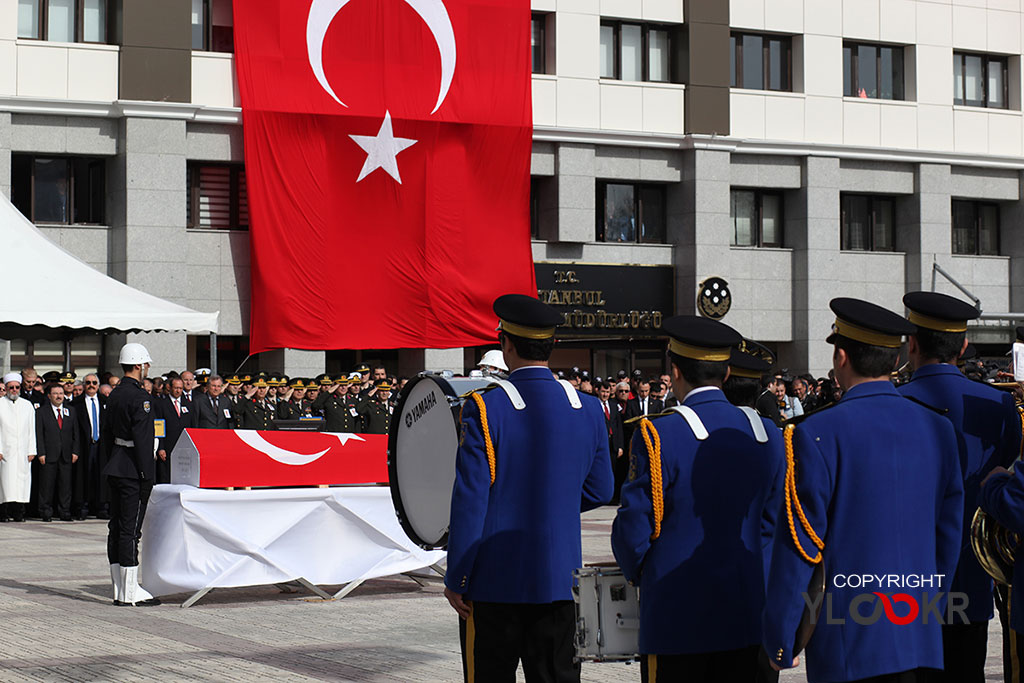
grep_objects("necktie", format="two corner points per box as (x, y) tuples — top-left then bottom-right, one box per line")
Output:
(212, 396), (218, 411)
(91, 398), (99, 441)
(603, 402), (610, 420)
(56, 408), (63, 429)
(174, 398), (180, 417)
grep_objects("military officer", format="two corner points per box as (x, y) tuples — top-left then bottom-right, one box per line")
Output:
(276, 378), (309, 420)
(312, 378), (362, 432)
(898, 291), (1022, 683)
(345, 375), (363, 405)
(762, 298), (963, 682)
(101, 343), (160, 607)
(612, 318), (785, 682)
(223, 374), (243, 408)
(239, 376), (276, 430)
(445, 294), (614, 683)
(357, 379), (394, 434)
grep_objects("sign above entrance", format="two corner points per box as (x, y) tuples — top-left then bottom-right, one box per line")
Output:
(696, 277), (732, 320)
(535, 263), (674, 336)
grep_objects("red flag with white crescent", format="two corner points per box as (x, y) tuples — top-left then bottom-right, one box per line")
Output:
(232, 0), (535, 352)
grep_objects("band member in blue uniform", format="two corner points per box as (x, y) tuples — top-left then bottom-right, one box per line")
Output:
(444, 293), (614, 683)
(899, 291), (1022, 683)
(763, 298), (963, 683)
(611, 317), (785, 683)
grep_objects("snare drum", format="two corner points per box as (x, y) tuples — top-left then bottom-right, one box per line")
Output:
(574, 565), (640, 662)
(387, 373), (495, 549)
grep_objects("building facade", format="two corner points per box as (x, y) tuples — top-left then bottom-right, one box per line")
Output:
(1, 0), (1021, 378)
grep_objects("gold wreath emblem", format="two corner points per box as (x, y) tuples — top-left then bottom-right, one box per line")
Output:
(697, 277), (732, 320)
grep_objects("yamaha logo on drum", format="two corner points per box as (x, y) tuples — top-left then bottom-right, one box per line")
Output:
(406, 390), (439, 428)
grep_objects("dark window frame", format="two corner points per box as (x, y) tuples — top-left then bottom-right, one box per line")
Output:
(192, 0), (233, 53)
(17, 0), (110, 43)
(729, 31), (793, 92)
(730, 188), (785, 248)
(12, 153), (106, 225)
(596, 181), (667, 244)
(599, 20), (677, 83)
(953, 52), (1009, 109)
(531, 13), (547, 75)
(529, 176), (540, 239)
(951, 199), (1000, 256)
(840, 193), (897, 252)
(842, 41), (905, 101)
(186, 162), (249, 231)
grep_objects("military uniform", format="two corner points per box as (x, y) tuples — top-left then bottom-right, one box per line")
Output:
(611, 318), (785, 682)
(240, 398), (276, 430)
(446, 294), (614, 683)
(898, 292), (1023, 683)
(312, 388), (362, 432)
(357, 397), (393, 434)
(762, 299), (963, 683)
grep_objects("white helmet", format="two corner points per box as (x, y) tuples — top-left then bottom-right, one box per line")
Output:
(478, 349), (508, 372)
(118, 343), (152, 365)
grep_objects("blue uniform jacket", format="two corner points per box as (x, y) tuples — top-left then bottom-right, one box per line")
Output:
(899, 363), (1022, 621)
(611, 388), (786, 655)
(444, 366), (614, 603)
(762, 381), (963, 683)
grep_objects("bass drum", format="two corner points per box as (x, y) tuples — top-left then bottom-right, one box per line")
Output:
(387, 373), (495, 549)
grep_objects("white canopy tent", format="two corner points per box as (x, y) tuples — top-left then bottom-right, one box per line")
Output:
(0, 192), (219, 370)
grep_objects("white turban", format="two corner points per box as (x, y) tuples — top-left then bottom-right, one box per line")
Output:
(3, 372), (22, 385)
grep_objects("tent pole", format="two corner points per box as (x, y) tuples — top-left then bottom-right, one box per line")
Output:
(209, 332), (217, 377)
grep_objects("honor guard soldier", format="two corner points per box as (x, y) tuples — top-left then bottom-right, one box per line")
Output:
(611, 317), (785, 682)
(762, 298), (963, 682)
(357, 379), (394, 434)
(100, 343), (160, 607)
(240, 375), (276, 430)
(724, 346), (774, 409)
(445, 294), (614, 683)
(899, 292), (1022, 683)
(312, 377), (362, 432)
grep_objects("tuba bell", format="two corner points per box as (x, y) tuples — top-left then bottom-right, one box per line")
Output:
(972, 401), (1024, 585)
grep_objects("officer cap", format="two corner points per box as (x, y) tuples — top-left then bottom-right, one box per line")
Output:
(59, 371), (76, 383)
(196, 374), (210, 386)
(826, 298), (914, 349)
(347, 373), (362, 384)
(663, 315), (742, 362)
(252, 375), (269, 388)
(225, 374), (242, 385)
(42, 371), (61, 383)
(195, 368), (211, 378)
(493, 293), (562, 339)
(375, 379), (393, 391)
(241, 373), (252, 383)
(617, 370), (628, 379)
(729, 348), (771, 379)
(903, 291), (979, 333)
(355, 364), (371, 374)
(289, 378), (306, 389)
(314, 373), (329, 386)
(1016, 326), (1024, 342)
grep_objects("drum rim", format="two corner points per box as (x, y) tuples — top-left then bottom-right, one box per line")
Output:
(387, 372), (460, 551)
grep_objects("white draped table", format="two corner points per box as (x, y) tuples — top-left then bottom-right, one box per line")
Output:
(140, 485), (446, 607)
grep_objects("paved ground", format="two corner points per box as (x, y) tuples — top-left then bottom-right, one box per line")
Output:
(0, 506), (1008, 681)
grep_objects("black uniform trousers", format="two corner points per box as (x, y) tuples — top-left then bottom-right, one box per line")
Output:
(106, 475), (153, 566)
(641, 646), (779, 683)
(72, 440), (99, 516)
(937, 620), (987, 683)
(458, 600), (578, 683)
(38, 457), (72, 518)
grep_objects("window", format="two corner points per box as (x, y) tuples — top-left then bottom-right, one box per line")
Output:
(954, 53), (1007, 109)
(531, 13), (550, 75)
(597, 182), (666, 244)
(843, 42), (904, 100)
(599, 21), (675, 83)
(730, 33), (792, 91)
(187, 164), (249, 231)
(841, 194), (896, 251)
(530, 177), (540, 239)
(17, 0), (107, 42)
(191, 0), (234, 52)
(11, 155), (105, 225)
(952, 200), (999, 255)
(731, 190), (784, 247)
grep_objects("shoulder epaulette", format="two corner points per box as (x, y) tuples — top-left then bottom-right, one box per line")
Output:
(903, 394), (949, 415)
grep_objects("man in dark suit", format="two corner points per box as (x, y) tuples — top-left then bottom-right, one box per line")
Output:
(155, 378), (194, 483)
(35, 383), (80, 522)
(596, 380), (625, 503)
(71, 373), (106, 520)
(624, 379), (663, 421)
(195, 375), (237, 429)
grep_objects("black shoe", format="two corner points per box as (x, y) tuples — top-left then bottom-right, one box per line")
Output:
(0, 517), (8, 523)
(13, 517), (25, 523)
(75, 514), (86, 521)
(120, 598), (161, 607)
(41, 516), (52, 522)
(60, 515), (73, 522)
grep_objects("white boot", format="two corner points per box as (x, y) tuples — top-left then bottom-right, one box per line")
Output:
(120, 565), (161, 606)
(110, 564), (121, 604)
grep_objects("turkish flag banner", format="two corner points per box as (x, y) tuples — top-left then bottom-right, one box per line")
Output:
(233, 0), (536, 352)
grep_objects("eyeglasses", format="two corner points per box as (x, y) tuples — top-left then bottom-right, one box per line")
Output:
(616, 389), (629, 393)
(84, 380), (99, 386)
(6, 384), (20, 390)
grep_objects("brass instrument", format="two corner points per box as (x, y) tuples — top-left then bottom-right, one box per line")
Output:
(972, 402), (1024, 585)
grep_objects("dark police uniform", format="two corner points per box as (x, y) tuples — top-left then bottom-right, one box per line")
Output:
(445, 294), (614, 683)
(762, 298), (963, 683)
(612, 318), (785, 682)
(101, 376), (156, 573)
(899, 292), (1023, 683)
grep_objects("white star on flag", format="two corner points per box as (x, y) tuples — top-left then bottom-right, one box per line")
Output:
(349, 111), (417, 184)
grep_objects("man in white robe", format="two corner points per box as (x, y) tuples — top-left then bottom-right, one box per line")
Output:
(0, 372), (38, 522)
